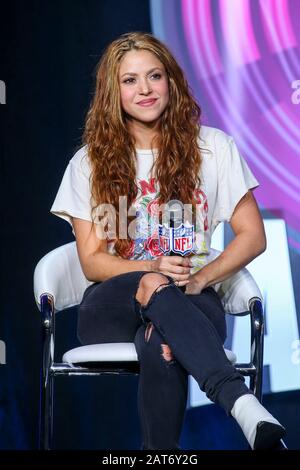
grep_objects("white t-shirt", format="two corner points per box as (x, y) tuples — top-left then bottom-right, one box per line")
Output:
(50, 126), (259, 273)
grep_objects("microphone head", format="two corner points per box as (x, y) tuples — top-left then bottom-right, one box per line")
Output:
(158, 199), (195, 257)
(164, 199), (184, 228)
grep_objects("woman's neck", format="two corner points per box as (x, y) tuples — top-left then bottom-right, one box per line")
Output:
(127, 119), (159, 150)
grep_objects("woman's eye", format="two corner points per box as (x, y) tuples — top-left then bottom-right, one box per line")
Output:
(122, 73), (162, 84)
(151, 73), (161, 80)
(123, 77), (135, 84)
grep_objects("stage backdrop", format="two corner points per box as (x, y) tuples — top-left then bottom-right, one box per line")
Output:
(0, 0), (299, 451)
(150, 0), (300, 410)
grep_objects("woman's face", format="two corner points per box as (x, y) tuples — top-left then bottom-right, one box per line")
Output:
(119, 49), (169, 125)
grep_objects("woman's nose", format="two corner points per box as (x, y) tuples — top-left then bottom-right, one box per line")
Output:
(139, 79), (152, 95)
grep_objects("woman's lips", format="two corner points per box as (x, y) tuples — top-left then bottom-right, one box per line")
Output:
(137, 99), (158, 107)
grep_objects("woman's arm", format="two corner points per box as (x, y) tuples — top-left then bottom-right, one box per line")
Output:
(72, 217), (151, 282)
(73, 217), (192, 284)
(185, 190), (266, 294)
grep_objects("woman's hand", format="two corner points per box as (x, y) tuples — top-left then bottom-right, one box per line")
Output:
(151, 255), (193, 287)
(185, 272), (208, 295)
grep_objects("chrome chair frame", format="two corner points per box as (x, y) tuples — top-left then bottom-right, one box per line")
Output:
(38, 291), (264, 450)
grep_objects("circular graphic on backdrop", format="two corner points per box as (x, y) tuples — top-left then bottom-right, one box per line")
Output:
(150, 0), (300, 252)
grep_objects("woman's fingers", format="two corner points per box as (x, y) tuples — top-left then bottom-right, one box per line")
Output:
(168, 265), (191, 275)
(174, 273), (190, 281)
(163, 257), (193, 274)
(176, 279), (190, 287)
(168, 256), (193, 268)
(163, 275), (190, 287)
(163, 272), (190, 282)
(153, 256), (193, 276)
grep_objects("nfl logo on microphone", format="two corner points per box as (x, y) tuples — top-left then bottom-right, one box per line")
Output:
(158, 224), (170, 254)
(159, 223), (195, 255)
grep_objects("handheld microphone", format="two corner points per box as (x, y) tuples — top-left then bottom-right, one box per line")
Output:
(163, 200), (193, 293)
(167, 199), (184, 232)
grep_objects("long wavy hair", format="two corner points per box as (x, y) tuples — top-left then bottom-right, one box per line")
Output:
(83, 31), (202, 258)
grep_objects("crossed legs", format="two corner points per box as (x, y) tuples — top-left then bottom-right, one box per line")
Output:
(134, 273), (285, 450)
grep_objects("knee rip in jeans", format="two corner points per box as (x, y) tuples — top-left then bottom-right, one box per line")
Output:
(136, 274), (175, 363)
(144, 322), (154, 342)
(161, 344), (174, 363)
(136, 281), (173, 324)
(144, 322), (175, 364)
(135, 273), (174, 310)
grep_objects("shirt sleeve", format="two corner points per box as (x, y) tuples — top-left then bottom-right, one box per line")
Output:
(213, 136), (259, 223)
(50, 158), (93, 236)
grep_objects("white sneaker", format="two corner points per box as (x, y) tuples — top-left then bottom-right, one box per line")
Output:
(231, 394), (286, 449)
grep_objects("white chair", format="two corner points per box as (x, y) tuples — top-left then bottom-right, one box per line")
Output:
(34, 242), (265, 450)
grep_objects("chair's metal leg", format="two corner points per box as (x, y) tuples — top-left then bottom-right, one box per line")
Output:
(250, 370), (263, 403)
(39, 294), (55, 450)
(249, 298), (264, 403)
(39, 366), (45, 449)
(45, 373), (54, 450)
(39, 369), (54, 450)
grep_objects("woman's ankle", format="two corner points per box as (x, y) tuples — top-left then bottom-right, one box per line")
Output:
(231, 394), (285, 449)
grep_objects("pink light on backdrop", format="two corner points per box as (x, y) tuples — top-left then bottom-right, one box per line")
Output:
(183, 0), (223, 79)
(260, 0), (297, 53)
(220, 0), (260, 66)
(155, 0), (300, 247)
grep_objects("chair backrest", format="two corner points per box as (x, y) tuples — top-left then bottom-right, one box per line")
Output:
(33, 241), (93, 312)
(33, 242), (263, 315)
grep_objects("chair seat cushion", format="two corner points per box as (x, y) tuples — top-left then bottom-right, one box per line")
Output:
(62, 343), (237, 365)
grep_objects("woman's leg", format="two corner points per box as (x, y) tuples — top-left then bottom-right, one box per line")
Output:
(135, 273), (285, 449)
(135, 273), (249, 414)
(133, 285), (228, 450)
(77, 271), (146, 344)
(78, 271), (285, 449)
(134, 323), (188, 450)
(231, 394), (285, 449)
(77, 271), (190, 450)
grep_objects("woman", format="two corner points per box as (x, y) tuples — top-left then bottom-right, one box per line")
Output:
(50, 32), (285, 450)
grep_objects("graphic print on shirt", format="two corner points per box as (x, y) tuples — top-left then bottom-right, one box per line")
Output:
(125, 177), (210, 262)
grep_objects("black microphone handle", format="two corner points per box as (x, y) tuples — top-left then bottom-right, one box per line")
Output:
(169, 247), (187, 294)
(168, 209), (188, 293)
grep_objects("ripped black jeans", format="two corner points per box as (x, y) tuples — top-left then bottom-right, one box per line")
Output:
(77, 271), (250, 450)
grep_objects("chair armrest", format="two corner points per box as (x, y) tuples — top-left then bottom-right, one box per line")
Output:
(33, 242), (92, 312)
(40, 293), (54, 329)
(214, 268), (263, 315)
(249, 297), (264, 377)
(40, 293), (56, 377)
